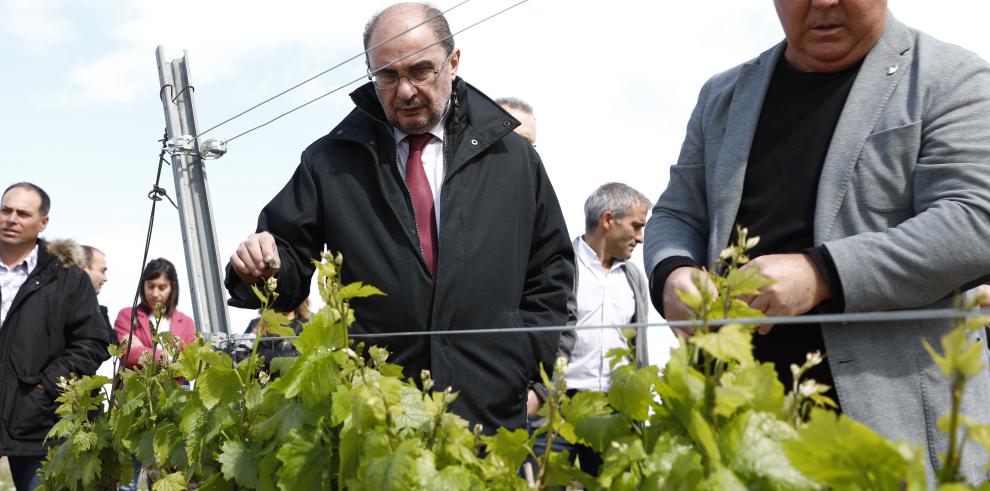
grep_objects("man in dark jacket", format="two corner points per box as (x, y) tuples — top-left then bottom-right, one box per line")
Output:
(0, 182), (110, 490)
(226, 2), (574, 433)
(81, 244), (115, 343)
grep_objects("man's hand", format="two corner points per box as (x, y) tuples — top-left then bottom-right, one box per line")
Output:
(230, 232), (281, 284)
(527, 389), (541, 417)
(741, 254), (830, 334)
(976, 284), (990, 308)
(664, 266), (717, 337)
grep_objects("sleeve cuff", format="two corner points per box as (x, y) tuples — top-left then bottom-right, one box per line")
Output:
(805, 245), (845, 313)
(530, 381), (550, 403)
(224, 263), (263, 309)
(649, 256), (699, 317)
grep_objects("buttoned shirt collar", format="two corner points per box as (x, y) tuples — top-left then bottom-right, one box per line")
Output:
(391, 116), (447, 148)
(1, 244), (39, 326)
(0, 244), (39, 276)
(574, 235), (625, 274)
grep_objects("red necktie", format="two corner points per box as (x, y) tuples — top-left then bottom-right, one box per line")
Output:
(406, 133), (438, 276)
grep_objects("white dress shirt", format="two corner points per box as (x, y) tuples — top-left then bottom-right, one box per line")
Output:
(564, 236), (636, 392)
(393, 119), (446, 230)
(0, 245), (39, 327)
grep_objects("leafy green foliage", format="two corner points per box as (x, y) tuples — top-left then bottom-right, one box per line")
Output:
(784, 408), (928, 490)
(41, 235), (990, 490)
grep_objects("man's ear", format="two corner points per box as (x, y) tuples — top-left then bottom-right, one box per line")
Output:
(599, 211), (615, 230)
(40, 215), (49, 233)
(448, 48), (461, 77)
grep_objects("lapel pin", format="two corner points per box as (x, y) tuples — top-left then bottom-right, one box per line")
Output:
(887, 64), (900, 75)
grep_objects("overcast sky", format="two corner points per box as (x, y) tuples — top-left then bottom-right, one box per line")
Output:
(2, 0), (988, 365)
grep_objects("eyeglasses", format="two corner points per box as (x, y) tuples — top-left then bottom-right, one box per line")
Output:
(369, 52), (453, 90)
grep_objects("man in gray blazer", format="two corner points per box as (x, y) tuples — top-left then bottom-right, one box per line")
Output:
(645, 1), (990, 482)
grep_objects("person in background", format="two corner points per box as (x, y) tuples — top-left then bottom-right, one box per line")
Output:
(114, 258), (196, 369)
(81, 244), (114, 343)
(496, 97), (537, 146)
(0, 182), (109, 491)
(529, 183), (652, 475)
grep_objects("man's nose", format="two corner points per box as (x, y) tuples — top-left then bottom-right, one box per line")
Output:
(396, 77), (418, 100)
(810, 0), (839, 8)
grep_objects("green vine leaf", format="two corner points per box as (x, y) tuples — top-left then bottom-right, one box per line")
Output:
(483, 427), (530, 471)
(725, 267), (774, 296)
(196, 366), (240, 410)
(718, 362), (786, 419)
(689, 323), (755, 365)
(607, 365), (660, 422)
(427, 465), (483, 490)
(718, 411), (819, 490)
(219, 438), (260, 488)
(572, 414), (630, 453)
(923, 327), (986, 379)
(276, 428), (330, 490)
(363, 439), (438, 490)
(151, 471), (188, 491)
(338, 281), (386, 300)
(783, 408), (927, 490)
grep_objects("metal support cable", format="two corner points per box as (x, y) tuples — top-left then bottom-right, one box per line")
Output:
(224, 0), (530, 143)
(110, 132), (175, 404)
(211, 307), (990, 344)
(195, 0), (473, 139)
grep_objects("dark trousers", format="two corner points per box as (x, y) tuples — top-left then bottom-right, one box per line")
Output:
(527, 417), (603, 476)
(7, 455), (43, 491)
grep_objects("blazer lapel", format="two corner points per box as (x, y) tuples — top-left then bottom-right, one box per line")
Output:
(709, 43), (784, 262)
(814, 14), (913, 242)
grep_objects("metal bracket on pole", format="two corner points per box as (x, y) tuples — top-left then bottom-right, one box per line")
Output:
(156, 46), (231, 335)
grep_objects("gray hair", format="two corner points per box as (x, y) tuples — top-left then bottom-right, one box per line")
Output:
(495, 97), (533, 115)
(363, 3), (455, 57)
(584, 182), (651, 233)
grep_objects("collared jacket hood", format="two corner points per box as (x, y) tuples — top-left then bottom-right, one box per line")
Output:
(45, 238), (85, 269)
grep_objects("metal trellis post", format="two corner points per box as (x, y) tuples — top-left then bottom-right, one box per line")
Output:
(156, 46), (230, 335)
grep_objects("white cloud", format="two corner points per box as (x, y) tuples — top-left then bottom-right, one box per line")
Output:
(1, 0), (74, 48)
(39, 0), (399, 109)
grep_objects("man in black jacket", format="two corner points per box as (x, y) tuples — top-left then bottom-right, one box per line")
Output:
(226, 2), (574, 433)
(0, 183), (110, 490)
(81, 244), (115, 343)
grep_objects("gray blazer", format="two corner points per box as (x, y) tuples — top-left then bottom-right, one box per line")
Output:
(644, 14), (990, 482)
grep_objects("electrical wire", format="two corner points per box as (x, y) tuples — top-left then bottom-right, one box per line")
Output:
(212, 307), (990, 343)
(110, 131), (175, 405)
(195, 0), (473, 139)
(225, 0), (530, 143)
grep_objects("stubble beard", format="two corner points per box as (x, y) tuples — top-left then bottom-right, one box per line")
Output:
(391, 89), (450, 135)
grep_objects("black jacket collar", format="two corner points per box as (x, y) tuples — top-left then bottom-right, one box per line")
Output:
(335, 78), (521, 179)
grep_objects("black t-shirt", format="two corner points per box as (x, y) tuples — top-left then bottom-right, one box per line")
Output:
(731, 55), (862, 403)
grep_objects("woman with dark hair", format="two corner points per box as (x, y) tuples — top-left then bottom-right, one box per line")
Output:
(113, 258), (197, 369)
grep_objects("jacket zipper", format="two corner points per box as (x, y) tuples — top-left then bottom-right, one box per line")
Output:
(0, 257), (52, 434)
(348, 121), (428, 266)
(349, 107), (449, 275)
(396, 144), (428, 261)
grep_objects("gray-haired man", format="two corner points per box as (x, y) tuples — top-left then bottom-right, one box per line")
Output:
(530, 182), (651, 475)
